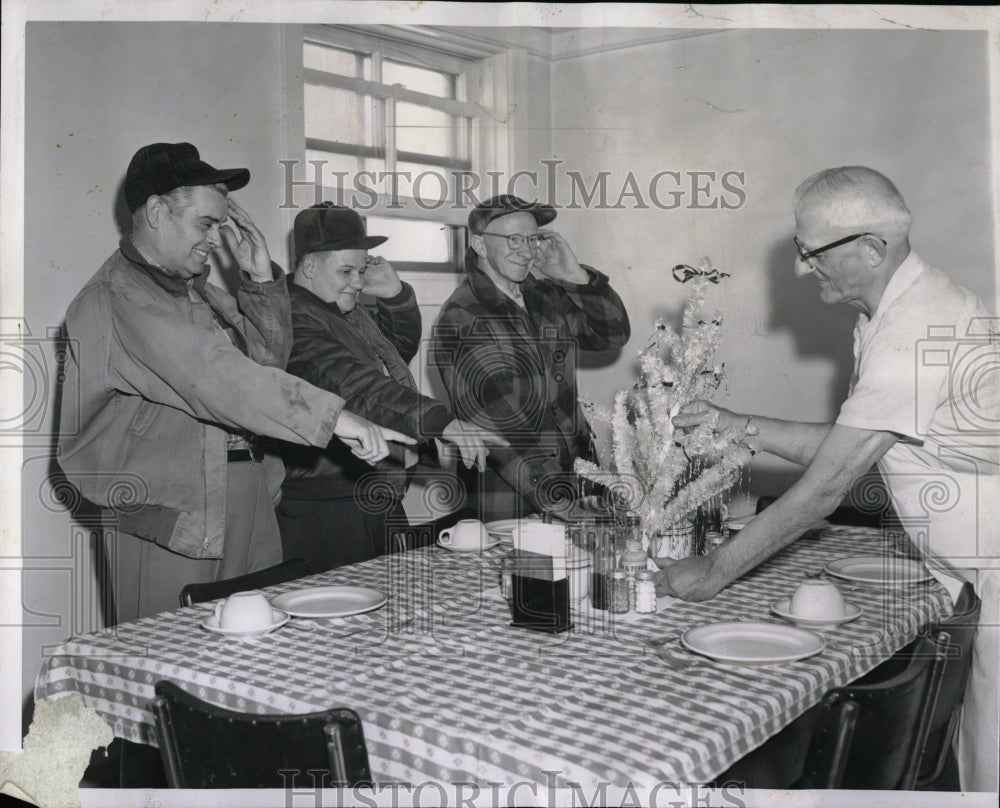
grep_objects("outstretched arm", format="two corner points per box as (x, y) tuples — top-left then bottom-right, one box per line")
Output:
(674, 400), (833, 467)
(656, 423), (899, 601)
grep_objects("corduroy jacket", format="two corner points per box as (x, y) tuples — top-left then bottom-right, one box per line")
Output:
(57, 241), (346, 558)
(281, 281), (453, 500)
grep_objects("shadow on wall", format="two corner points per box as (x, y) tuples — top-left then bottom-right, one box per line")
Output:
(764, 240), (856, 417)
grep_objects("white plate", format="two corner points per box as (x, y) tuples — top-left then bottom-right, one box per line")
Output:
(682, 621), (825, 665)
(484, 517), (540, 542)
(437, 537), (502, 553)
(270, 585), (387, 618)
(770, 598), (863, 628)
(825, 556), (933, 585)
(201, 608), (288, 637)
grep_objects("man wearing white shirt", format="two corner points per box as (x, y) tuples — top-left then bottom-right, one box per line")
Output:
(657, 166), (999, 791)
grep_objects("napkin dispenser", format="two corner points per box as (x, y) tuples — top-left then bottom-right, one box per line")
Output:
(509, 523), (571, 634)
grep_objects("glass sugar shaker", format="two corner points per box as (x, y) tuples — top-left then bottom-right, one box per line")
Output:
(500, 553), (515, 602)
(609, 569), (630, 614)
(634, 570), (657, 614)
(704, 529), (727, 554)
(590, 529), (614, 611)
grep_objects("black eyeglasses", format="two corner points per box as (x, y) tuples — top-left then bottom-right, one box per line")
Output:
(479, 231), (547, 250)
(794, 232), (885, 264)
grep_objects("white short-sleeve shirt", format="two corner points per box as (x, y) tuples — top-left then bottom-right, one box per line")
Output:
(836, 253), (999, 595)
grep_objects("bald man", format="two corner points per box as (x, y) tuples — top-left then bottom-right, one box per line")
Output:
(657, 166), (999, 791)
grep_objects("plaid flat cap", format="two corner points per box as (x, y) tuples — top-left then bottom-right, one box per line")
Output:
(468, 195), (556, 235)
(124, 142), (250, 212)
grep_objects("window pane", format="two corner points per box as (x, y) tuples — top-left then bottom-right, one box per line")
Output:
(396, 103), (465, 158)
(304, 85), (378, 147)
(304, 149), (383, 181)
(365, 216), (452, 263)
(396, 161), (452, 205)
(382, 60), (453, 97)
(303, 42), (370, 79)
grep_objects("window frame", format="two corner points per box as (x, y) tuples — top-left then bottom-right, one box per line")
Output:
(301, 25), (487, 272)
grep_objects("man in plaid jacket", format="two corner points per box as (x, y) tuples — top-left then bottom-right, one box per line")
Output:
(432, 195), (630, 521)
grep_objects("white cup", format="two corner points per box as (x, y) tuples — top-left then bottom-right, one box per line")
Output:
(214, 590), (274, 631)
(439, 519), (490, 551)
(790, 579), (847, 620)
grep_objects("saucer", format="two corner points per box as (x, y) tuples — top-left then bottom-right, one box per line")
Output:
(770, 598), (862, 628)
(437, 537), (502, 553)
(201, 608), (289, 637)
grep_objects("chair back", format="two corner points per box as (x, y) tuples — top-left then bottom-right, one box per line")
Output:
(916, 583), (980, 787)
(179, 558), (311, 606)
(152, 680), (371, 788)
(800, 632), (947, 790)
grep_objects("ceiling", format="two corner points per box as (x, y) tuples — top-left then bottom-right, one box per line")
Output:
(339, 25), (725, 62)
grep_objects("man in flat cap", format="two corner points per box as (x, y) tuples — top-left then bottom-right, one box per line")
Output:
(278, 204), (507, 571)
(431, 195), (631, 521)
(58, 143), (414, 621)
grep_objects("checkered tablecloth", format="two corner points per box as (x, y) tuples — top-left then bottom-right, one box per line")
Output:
(35, 526), (951, 786)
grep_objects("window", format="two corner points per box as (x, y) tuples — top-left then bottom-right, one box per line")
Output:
(301, 28), (485, 272)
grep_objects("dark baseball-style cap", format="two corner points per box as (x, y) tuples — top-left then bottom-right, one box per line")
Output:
(293, 203), (388, 257)
(468, 194), (556, 235)
(124, 142), (250, 212)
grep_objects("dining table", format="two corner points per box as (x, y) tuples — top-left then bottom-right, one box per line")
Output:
(35, 524), (952, 790)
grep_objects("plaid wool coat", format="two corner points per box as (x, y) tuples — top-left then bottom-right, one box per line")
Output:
(431, 264), (630, 520)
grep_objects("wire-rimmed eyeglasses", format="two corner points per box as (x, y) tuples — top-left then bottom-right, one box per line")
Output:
(479, 231), (548, 250)
(794, 232), (885, 264)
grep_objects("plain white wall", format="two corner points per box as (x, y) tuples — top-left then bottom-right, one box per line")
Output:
(546, 28), (996, 510)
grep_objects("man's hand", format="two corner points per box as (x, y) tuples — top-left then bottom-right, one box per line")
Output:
(333, 410), (416, 465)
(441, 419), (510, 471)
(362, 256), (403, 298)
(531, 231), (589, 284)
(222, 198), (273, 282)
(672, 400), (743, 432)
(653, 555), (723, 602)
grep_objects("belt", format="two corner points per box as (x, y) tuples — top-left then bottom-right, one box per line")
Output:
(227, 438), (264, 463)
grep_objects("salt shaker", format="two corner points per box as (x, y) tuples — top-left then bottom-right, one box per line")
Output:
(634, 570), (657, 614)
(620, 539), (646, 605)
(609, 569), (630, 614)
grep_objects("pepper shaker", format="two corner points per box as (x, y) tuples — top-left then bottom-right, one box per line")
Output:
(609, 569), (630, 614)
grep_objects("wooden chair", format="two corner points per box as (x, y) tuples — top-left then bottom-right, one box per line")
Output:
(178, 558), (311, 607)
(796, 632), (948, 789)
(151, 680), (371, 788)
(852, 581), (981, 790)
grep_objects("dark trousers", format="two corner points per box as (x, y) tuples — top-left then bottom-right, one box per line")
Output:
(277, 494), (409, 574)
(105, 460), (282, 622)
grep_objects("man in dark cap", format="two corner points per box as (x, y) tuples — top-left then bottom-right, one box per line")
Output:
(431, 195), (631, 521)
(278, 203), (507, 571)
(58, 143), (414, 621)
